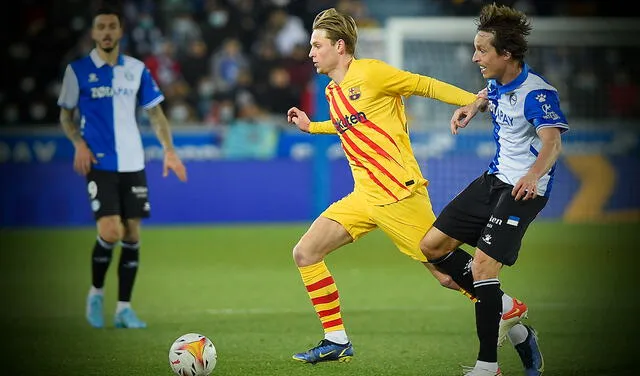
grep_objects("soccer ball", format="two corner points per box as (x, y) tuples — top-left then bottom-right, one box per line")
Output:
(168, 333), (217, 376)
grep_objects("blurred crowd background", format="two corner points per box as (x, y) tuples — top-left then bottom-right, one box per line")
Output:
(3, 0), (638, 128)
(2, 0), (639, 227)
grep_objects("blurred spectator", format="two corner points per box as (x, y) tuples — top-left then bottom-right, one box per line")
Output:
(143, 40), (183, 90)
(226, 0), (265, 52)
(128, 11), (164, 58)
(250, 39), (283, 93)
(167, 99), (199, 124)
(255, 66), (300, 115)
(179, 39), (210, 90)
(336, 0), (379, 28)
(210, 37), (250, 95)
(266, 7), (309, 57)
(170, 11), (202, 58)
(198, 0), (240, 55)
(221, 101), (279, 159)
(204, 95), (236, 127)
(283, 43), (314, 92)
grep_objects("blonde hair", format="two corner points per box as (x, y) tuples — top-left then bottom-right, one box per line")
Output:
(312, 8), (358, 55)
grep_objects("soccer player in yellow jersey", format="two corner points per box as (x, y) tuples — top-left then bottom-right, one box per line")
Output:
(287, 8), (488, 364)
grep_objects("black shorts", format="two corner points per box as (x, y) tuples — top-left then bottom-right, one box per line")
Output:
(86, 169), (151, 220)
(433, 171), (547, 266)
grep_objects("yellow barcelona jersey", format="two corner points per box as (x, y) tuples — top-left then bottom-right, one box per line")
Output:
(309, 59), (478, 205)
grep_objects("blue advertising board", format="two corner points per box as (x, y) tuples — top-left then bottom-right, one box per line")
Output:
(0, 126), (638, 226)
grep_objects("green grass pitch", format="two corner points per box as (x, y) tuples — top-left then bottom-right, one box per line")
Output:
(1, 222), (638, 375)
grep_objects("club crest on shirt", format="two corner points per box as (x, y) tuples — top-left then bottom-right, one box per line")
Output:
(348, 86), (361, 100)
(509, 92), (517, 105)
(124, 71), (134, 81)
(88, 73), (99, 83)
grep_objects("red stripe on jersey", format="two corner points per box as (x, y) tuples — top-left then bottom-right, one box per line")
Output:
(334, 86), (401, 153)
(305, 276), (335, 292)
(322, 318), (344, 330)
(311, 290), (340, 306)
(329, 87), (401, 165)
(350, 126), (402, 165)
(328, 89), (404, 200)
(328, 89), (408, 191)
(342, 131), (409, 191)
(342, 145), (400, 201)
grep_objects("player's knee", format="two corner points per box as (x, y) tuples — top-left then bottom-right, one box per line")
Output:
(98, 220), (123, 243)
(420, 238), (444, 262)
(123, 220), (141, 243)
(292, 243), (307, 266)
(471, 257), (500, 280)
(292, 242), (321, 267)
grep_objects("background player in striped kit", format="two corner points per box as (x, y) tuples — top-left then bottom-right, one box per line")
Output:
(57, 5), (187, 329)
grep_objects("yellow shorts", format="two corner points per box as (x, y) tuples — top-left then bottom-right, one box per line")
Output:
(321, 187), (436, 262)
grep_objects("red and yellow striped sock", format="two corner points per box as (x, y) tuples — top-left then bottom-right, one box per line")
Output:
(460, 288), (478, 303)
(299, 261), (345, 333)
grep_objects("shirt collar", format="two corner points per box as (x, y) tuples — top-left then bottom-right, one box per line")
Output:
(496, 63), (529, 95)
(90, 49), (125, 67)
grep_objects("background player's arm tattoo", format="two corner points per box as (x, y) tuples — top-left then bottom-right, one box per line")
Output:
(147, 105), (175, 152)
(60, 108), (84, 146)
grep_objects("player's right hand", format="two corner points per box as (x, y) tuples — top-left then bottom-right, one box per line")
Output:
(287, 107), (311, 133)
(450, 103), (480, 135)
(73, 141), (97, 176)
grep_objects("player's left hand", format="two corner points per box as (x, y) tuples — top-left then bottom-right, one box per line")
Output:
(163, 150), (187, 182)
(512, 172), (538, 200)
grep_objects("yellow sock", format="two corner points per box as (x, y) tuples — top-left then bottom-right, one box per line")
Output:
(299, 261), (345, 333)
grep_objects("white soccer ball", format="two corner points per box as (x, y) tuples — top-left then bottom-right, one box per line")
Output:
(168, 333), (217, 376)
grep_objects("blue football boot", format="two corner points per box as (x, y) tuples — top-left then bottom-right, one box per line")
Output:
(514, 325), (544, 375)
(86, 294), (104, 328)
(114, 307), (147, 329)
(292, 339), (353, 364)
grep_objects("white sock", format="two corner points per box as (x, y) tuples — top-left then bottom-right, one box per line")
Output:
(475, 360), (499, 372)
(116, 301), (131, 313)
(89, 286), (104, 296)
(501, 293), (513, 314)
(507, 323), (529, 345)
(324, 330), (349, 345)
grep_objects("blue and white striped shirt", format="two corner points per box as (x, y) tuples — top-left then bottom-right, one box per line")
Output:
(57, 49), (164, 172)
(485, 64), (569, 197)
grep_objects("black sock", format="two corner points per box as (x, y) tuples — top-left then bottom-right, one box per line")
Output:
(429, 248), (476, 297)
(118, 241), (140, 302)
(474, 279), (502, 363)
(92, 236), (114, 288)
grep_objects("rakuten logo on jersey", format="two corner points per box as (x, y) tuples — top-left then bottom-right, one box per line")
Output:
(333, 111), (367, 133)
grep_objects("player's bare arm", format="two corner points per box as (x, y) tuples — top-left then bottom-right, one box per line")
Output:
(512, 127), (562, 200)
(147, 105), (187, 182)
(60, 107), (96, 175)
(287, 107), (311, 133)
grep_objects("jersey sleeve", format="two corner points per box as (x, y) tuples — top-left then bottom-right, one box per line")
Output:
(371, 60), (477, 106)
(309, 120), (336, 134)
(524, 89), (569, 133)
(57, 65), (79, 109)
(138, 67), (165, 109)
